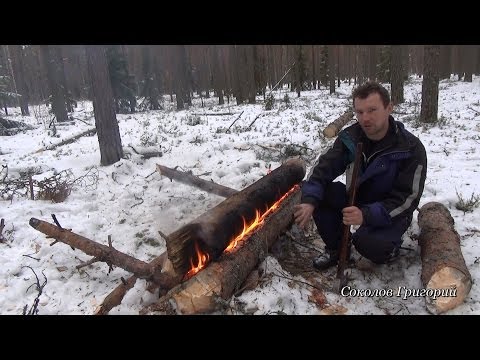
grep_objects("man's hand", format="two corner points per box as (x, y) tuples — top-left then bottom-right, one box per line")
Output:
(293, 203), (315, 229)
(342, 206), (363, 226)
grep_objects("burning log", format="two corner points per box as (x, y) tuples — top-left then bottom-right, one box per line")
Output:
(322, 110), (354, 138)
(156, 164), (237, 198)
(418, 202), (472, 314)
(166, 158), (306, 276)
(142, 187), (302, 315)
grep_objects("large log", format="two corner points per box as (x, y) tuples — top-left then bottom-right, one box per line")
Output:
(322, 110), (353, 138)
(166, 158), (306, 276)
(156, 164), (237, 198)
(417, 202), (472, 314)
(142, 187), (301, 315)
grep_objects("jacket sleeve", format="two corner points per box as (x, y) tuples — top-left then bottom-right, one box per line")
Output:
(361, 141), (427, 227)
(301, 135), (349, 208)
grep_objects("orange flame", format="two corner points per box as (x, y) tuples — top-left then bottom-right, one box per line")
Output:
(225, 184), (299, 252)
(185, 241), (210, 278)
(185, 184), (299, 277)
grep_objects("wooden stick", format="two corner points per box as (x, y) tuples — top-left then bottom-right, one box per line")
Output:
(156, 164), (238, 198)
(225, 110), (244, 133)
(336, 142), (363, 290)
(95, 252), (168, 315)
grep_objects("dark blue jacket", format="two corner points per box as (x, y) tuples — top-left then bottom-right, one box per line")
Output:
(301, 116), (427, 227)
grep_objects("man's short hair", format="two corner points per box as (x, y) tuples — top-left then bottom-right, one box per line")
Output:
(352, 82), (390, 108)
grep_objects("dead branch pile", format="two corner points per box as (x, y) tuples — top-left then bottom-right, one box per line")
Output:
(1, 166), (99, 202)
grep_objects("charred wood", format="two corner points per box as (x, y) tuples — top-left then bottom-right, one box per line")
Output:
(166, 158), (306, 276)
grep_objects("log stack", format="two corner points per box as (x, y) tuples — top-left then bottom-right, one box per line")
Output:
(143, 187), (302, 315)
(166, 158), (306, 277)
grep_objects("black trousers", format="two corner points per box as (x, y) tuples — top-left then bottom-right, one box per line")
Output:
(311, 182), (411, 264)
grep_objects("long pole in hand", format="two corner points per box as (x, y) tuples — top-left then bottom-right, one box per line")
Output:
(335, 142), (363, 291)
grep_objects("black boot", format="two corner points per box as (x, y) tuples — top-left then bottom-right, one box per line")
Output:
(312, 249), (339, 271)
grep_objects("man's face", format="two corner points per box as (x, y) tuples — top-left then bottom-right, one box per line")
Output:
(354, 93), (393, 140)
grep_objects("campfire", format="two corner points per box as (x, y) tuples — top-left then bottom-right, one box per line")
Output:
(166, 159), (306, 278)
(29, 158), (306, 315)
(185, 184), (300, 279)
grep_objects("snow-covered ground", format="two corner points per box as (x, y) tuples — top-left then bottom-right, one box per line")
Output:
(1, 75), (479, 315)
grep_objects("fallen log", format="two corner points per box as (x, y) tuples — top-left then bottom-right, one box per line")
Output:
(156, 164), (237, 198)
(128, 145), (162, 159)
(28, 218), (181, 290)
(192, 112), (235, 116)
(0, 117), (34, 136)
(166, 158), (306, 276)
(322, 110), (353, 138)
(142, 187), (301, 315)
(417, 202), (472, 314)
(33, 127), (97, 153)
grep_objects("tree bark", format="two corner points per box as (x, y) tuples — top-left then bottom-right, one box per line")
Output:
(9, 45), (30, 115)
(156, 164), (238, 198)
(420, 45), (440, 123)
(322, 110), (354, 138)
(142, 187), (301, 315)
(417, 202), (472, 314)
(390, 45), (405, 105)
(40, 45), (68, 123)
(86, 45), (124, 165)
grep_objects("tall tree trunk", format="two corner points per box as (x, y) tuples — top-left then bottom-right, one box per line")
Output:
(311, 45), (317, 89)
(9, 45), (30, 115)
(420, 45), (440, 123)
(328, 45), (335, 94)
(440, 45), (452, 80)
(246, 45), (256, 104)
(53, 45), (73, 112)
(463, 45), (475, 82)
(174, 45), (188, 110)
(368, 45), (377, 81)
(40, 45), (68, 122)
(211, 45), (224, 105)
(86, 45), (124, 166)
(390, 45), (405, 105)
